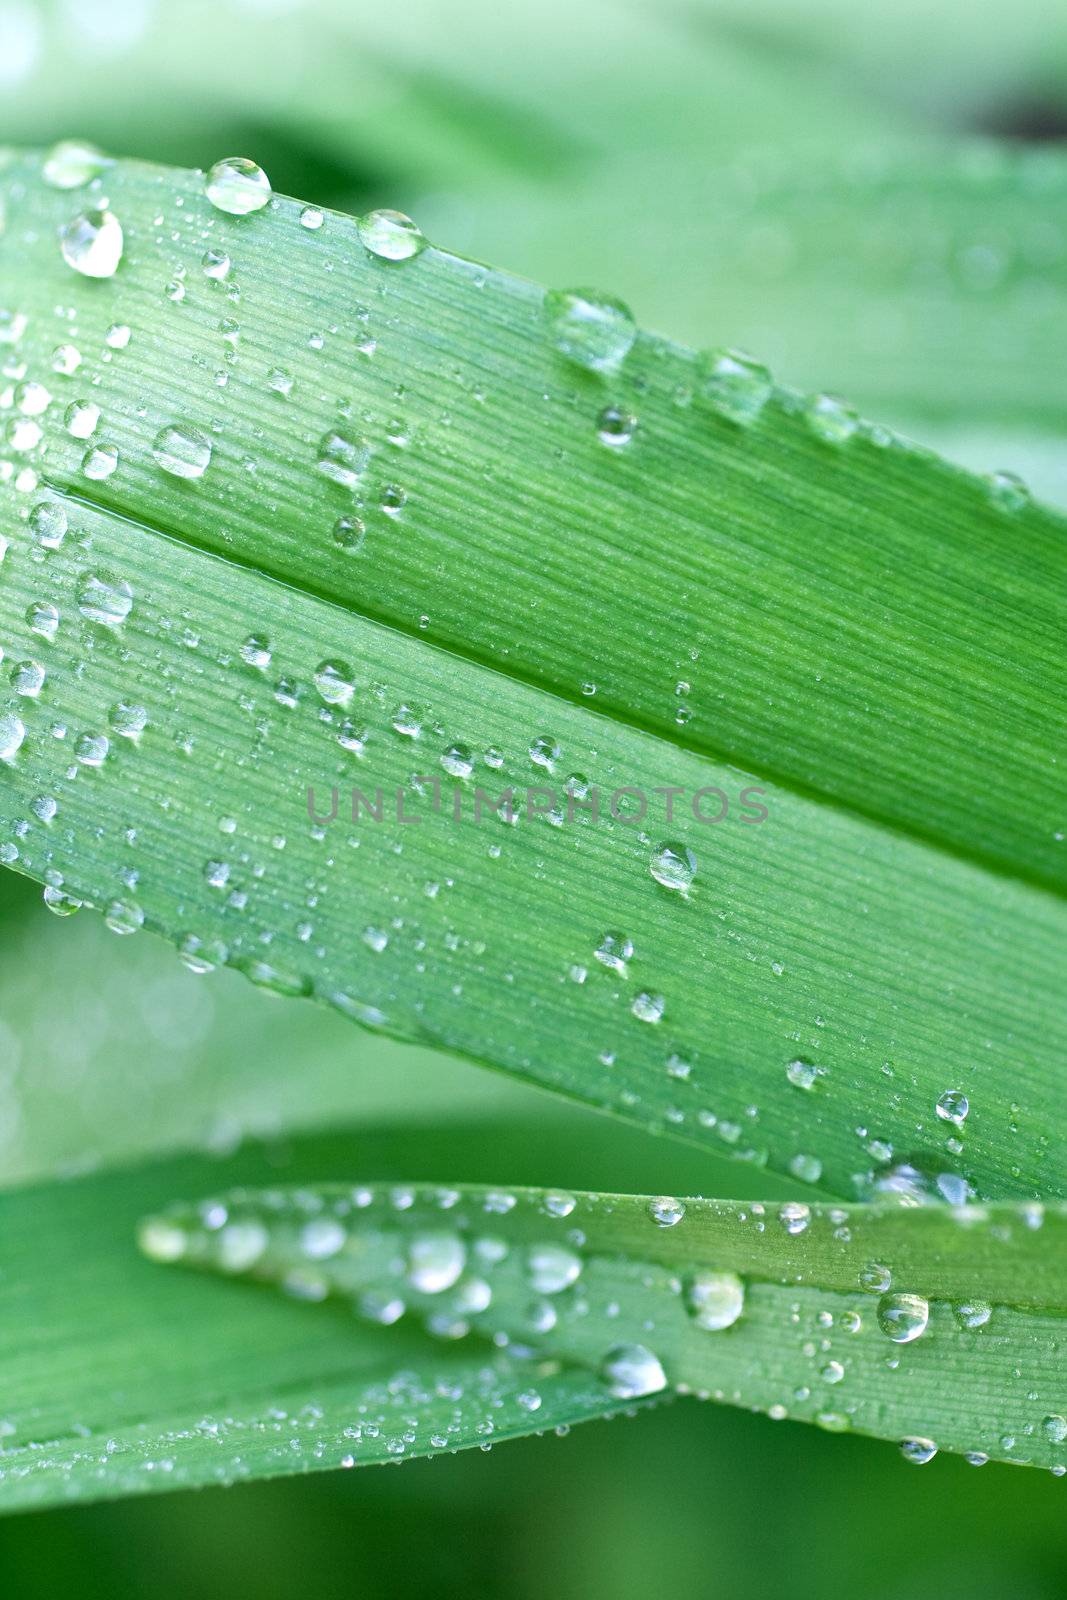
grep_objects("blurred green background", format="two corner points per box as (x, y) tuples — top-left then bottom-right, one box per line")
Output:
(2, 1), (1067, 1592)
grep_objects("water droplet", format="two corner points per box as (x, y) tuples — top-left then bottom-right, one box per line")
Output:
(786, 1058), (818, 1090)
(52, 343), (82, 375)
(594, 931), (633, 972)
(900, 1437), (938, 1465)
(29, 500), (67, 548)
(877, 1292), (929, 1343)
(525, 1243), (582, 1295)
(600, 1343), (668, 1399)
(357, 209), (427, 262)
(441, 743), (474, 779)
(239, 634), (272, 670)
(0, 714), (26, 761)
(953, 1300), (991, 1329)
(543, 288), (636, 373)
(314, 660), (356, 706)
(205, 157), (272, 216)
(332, 514), (366, 553)
(779, 1201), (811, 1235)
(408, 1233), (466, 1294)
(43, 886), (82, 916)
(153, 423), (212, 479)
(82, 443), (119, 480)
(43, 139), (108, 189)
(632, 991), (665, 1024)
(109, 701), (148, 737)
(105, 323), (131, 349)
(699, 349), (773, 425)
(986, 470), (1029, 513)
(597, 406), (636, 447)
(859, 1262), (891, 1293)
(16, 380), (50, 416)
(300, 206), (325, 231)
(316, 428), (370, 488)
(78, 571), (133, 626)
(789, 1153), (823, 1185)
(105, 899), (145, 936)
(647, 1196), (685, 1228)
(11, 659), (46, 697)
(805, 393), (858, 445)
(1042, 1415), (1067, 1444)
(75, 732), (109, 766)
(650, 841), (696, 895)
(685, 1270), (745, 1330)
(59, 208), (124, 278)
(935, 1090), (969, 1127)
(65, 400), (99, 439)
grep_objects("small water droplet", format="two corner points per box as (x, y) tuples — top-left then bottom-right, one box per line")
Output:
(314, 660), (356, 706)
(597, 405), (636, 447)
(986, 470), (1030, 513)
(82, 443), (119, 480)
(632, 991), (665, 1024)
(408, 1233), (466, 1294)
(105, 899), (145, 936)
(316, 428), (370, 488)
(685, 1270), (745, 1330)
(900, 1436), (938, 1465)
(786, 1058), (818, 1090)
(205, 157), (272, 216)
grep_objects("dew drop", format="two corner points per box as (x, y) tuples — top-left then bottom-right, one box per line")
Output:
(786, 1058), (818, 1091)
(647, 1196), (685, 1228)
(685, 1270), (744, 1330)
(699, 349), (773, 425)
(877, 1292), (929, 1343)
(650, 841), (696, 895)
(205, 157), (272, 216)
(43, 139), (109, 189)
(594, 931), (633, 973)
(59, 208), (124, 278)
(632, 991), (665, 1024)
(153, 423), (213, 480)
(600, 1343), (668, 1399)
(900, 1437), (938, 1465)
(82, 443), (119, 480)
(316, 428), (370, 488)
(29, 501), (67, 549)
(543, 288), (636, 373)
(935, 1090), (969, 1127)
(357, 209), (427, 262)
(314, 660), (356, 706)
(525, 1243), (582, 1295)
(65, 400), (99, 439)
(986, 470), (1030, 513)
(408, 1233), (466, 1294)
(597, 406), (636, 447)
(105, 899), (145, 936)
(77, 571), (133, 627)
(0, 714), (26, 761)
(805, 393), (858, 445)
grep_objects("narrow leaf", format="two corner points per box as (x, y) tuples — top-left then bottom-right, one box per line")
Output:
(142, 1180), (1067, 1472)
(1, 153), (1065, 1199)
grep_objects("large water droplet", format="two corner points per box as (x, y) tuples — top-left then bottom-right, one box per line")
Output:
(699, 349), (773, 425)
(408, 1232), (466, 1294)
(43, 139), (108, 189)
(0, 714), (26, 761)
(650, 841), (696, 894)
(59, 208), (123, 278)
(78, 571), (133, 626)
(935, 1090), (969, 1127)
(153, 423), (213, 480)
(600, 1343), (668, 1399)
(543, 288), (636, 373)
(877, 1292), (929, 1343)
(205, 158), (272, 216)
(316, 429), (370, 488)
(525, 1243), (582, 1295)
(647, 1196), (685, 1228)
(686, 1270), (745, 1331)
(357, 209), (427, 261)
